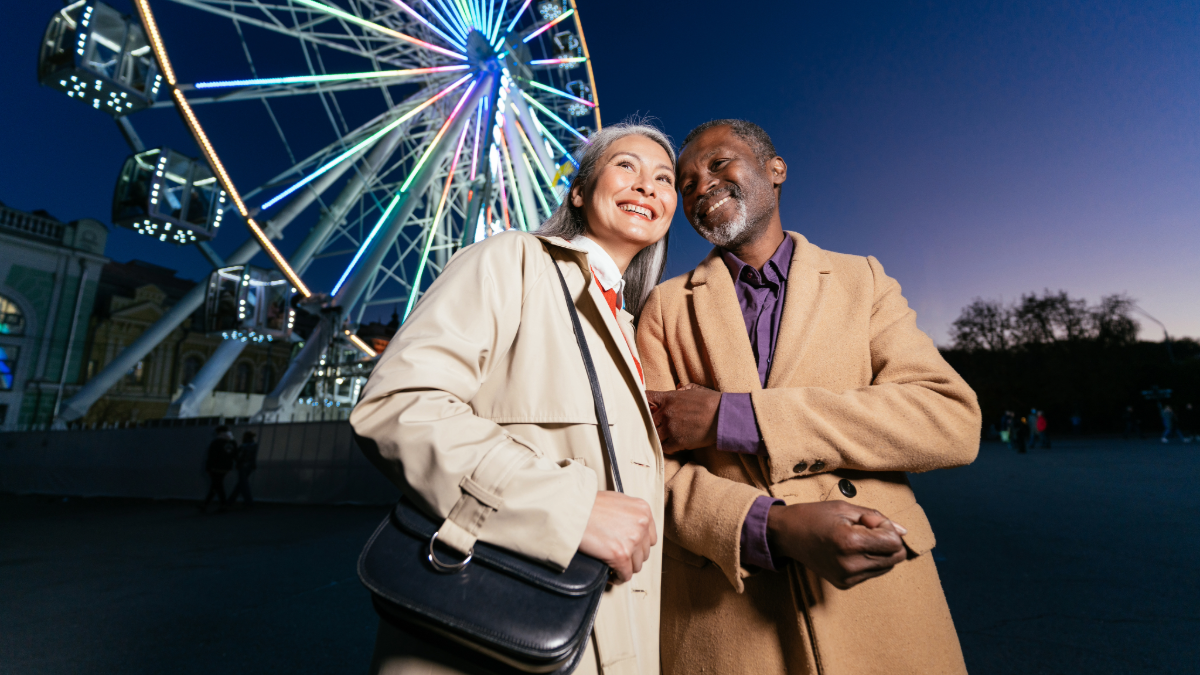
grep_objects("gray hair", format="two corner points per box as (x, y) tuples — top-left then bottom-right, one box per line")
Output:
(538, 121), (675, 320)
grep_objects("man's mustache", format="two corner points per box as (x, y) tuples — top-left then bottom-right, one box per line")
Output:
(693, 185), (742, 222)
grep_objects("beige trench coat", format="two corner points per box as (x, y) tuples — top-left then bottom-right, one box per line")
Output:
(351, 231), (664, 675)
(635, 232), (981, 675)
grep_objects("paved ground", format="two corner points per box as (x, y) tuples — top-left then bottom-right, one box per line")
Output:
(2, 437), (1198, 674)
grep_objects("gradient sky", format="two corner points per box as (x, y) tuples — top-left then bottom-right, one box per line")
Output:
(3, 0), (1197, 344)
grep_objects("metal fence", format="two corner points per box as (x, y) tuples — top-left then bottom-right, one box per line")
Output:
(0, 419), (399, 504)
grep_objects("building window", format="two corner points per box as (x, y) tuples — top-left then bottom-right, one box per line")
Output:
(182, 355), (203, 385)
(0, 345), (17, 390)
(125, 360), (145, 385)
(259, 364), (275, 394)
(235, 362), (252, 393)
(0, 295), (24, 335)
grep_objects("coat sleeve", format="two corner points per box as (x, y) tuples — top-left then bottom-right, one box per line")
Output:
(636, 286), (766, 592)
(751, 256), (982, 484)
(350, 238), (597, 570)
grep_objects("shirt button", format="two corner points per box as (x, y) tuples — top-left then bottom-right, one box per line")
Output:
(809, 461), (826, 472)
(838, 479), (857, 498)
(792, 462), (807, 474)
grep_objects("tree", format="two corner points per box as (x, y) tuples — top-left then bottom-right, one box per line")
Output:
(950, 290), (1140, 351)
(1091, 294), (1139, 346)
(950, 298), (1012, 351)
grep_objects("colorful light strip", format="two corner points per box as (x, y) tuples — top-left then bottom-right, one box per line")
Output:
(420, 0), (466, 40)
(528, 57), (587, 67)
(492, 145), (511, 230)
(433, 0), (469, 36)
(469, 98), (484, 180)
(489, 0), (508, 41)
(568, 0), (602, 131)
(522, 152), (553, 218)
(530, 113), (579, 168)
(504, 0), (533, 36)
(292, 0), (467, 60)
(331, 194), (401, 296)
(389, 0), (464, 48)
(194, 65), (470, 89)
(521, 78), (594, 107)
(132, 0), (175, 85)
(521, 90), (589, 145)
(400, 78), (480, 192)
(345, 330), (378, 357)
(404, 120), (472, 320)
(522, 8), (573, 43)
(514, 118), (562, 205)
(263, 73), (473, 209)
(497, 130), (528, 231)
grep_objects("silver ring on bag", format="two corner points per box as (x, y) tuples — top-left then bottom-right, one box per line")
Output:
(428, 531), (473, 573)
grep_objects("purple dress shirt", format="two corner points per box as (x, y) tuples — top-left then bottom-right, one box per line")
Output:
(716, 235), (794, 571)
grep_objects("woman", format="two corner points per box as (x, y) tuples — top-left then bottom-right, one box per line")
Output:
(351, 121), (677, 675)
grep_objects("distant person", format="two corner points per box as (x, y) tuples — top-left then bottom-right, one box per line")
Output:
(1160, 405), (1192, 443)
(1014, 415), (1028, 454)
(1036, 410), (1049, 448)
(200, 426), (235, 513)
(1000, 410), (1014, 445)
(229, 431), (258, 508)
(1027, 408), (1043, 449)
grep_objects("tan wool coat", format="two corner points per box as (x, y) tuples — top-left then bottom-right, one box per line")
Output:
(351, 231), (664, 675)
(635, 232), (981, 675)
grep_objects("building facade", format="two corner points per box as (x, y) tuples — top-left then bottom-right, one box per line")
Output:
(0, 201), (109, 430)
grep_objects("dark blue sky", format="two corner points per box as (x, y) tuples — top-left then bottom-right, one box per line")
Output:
(3, 0), (1197, 343)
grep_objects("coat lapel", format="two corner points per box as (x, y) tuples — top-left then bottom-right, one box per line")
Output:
(766, 233), (832, 389)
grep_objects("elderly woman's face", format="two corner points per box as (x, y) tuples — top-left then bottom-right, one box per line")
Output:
(573, 135), (676, 256)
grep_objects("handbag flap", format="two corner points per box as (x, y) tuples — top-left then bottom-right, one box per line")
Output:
(392, 498), (608, 597)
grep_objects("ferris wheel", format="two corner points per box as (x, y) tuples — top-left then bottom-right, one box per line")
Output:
(41, 0), (601, 422)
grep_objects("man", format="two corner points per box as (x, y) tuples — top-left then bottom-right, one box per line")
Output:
(637, 120), (981, 674)
(200, 426), (235, 513)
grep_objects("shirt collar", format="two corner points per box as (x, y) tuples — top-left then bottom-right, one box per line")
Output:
(720, 234), (794, 286)
(570, 234), (625, 298)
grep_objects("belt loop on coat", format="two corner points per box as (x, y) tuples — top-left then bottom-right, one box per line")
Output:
(434, 440), (520, 556)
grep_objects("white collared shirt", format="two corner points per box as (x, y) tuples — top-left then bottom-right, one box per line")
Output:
(570, 235), (625, 309)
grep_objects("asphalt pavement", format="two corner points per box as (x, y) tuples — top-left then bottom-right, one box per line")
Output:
(2, 437), (1197, 674)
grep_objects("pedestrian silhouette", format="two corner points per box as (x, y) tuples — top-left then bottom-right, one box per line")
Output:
(200, 426), (236, 513)
(229, 431), (258, 508)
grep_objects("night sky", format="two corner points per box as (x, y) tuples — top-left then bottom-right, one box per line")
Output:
(3, 0), (1197, 344)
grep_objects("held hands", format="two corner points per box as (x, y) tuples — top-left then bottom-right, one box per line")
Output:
(646, 383), (721, 455)
(579, 491), (658, 584)
(766, 501), (909, 590)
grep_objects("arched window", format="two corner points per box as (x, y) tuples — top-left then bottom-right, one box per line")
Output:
(181, 355), (203, 385)
(0, 295), (25, 335)
(259, 364), (275, 394)
(234, 361), (253, 393)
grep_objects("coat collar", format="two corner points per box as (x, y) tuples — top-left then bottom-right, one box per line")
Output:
(535, 234), (655, 430)
(689, 231), (832, 391)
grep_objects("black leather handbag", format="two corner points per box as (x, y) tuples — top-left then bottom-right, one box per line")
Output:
(358, 258), (624, 674)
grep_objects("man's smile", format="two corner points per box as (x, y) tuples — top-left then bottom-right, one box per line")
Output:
(705, 196), (732, 215)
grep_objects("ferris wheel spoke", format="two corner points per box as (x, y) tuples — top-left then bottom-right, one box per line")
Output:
(520, 8), (572, 43)
(519, 78), (594, 109)
(519, 90), (588, 145)
(387, 0), (465, 50)
(262, 72), (474, 210)
(292, 0), (467, 60)
(189, 64), (469, 90)
(499, 0), (532, 43)
(418, 0), (467, 41)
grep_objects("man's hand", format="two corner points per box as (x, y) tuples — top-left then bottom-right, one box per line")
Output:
(767, 501), (908, 590)
(578, 491), (658, 583)
(646, 383), (721, 455)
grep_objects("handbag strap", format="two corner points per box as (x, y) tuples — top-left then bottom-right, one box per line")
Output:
(551, 257), (624, 494)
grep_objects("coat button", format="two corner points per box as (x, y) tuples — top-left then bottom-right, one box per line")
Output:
(810, 460), (826, 472)
(793, 462), (807, 473)
(838, 479), (857, 498)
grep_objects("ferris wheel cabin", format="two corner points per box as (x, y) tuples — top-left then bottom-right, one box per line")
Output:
(38, 1), (163, 116)
(203, 266), (296, 344)
(112, 148), (227, 244)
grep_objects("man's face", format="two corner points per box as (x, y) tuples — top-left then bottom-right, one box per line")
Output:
(676, 126), (784, 249)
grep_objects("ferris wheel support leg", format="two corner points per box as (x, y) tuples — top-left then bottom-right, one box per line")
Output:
(503, 104), (542, 229)
(291, 126), (408, 275)
(462, 77), (502, 247)
(164, 338), (247, 418)
(510, 94), (556, 179)
(57, 149), (355, 423)
(255, 77), (494, 422)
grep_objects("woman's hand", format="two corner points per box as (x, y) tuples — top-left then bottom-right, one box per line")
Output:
(579, 491), (658, 583)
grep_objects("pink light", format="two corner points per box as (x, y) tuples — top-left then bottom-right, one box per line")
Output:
(528, 57), (587, 66)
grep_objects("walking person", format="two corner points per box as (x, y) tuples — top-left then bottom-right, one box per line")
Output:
(351, 122), (676, 675)
(1000, 410), (1014, 446)
(1036, 410), (1050, 449)
(229, 431), (258, 508)
(1160, 405), (1192, 443)
(1028, 408), (1043, 449)
(200, 426), (235, 513)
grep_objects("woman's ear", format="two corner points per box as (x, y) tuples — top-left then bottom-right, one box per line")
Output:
(571, 184), (584, 208)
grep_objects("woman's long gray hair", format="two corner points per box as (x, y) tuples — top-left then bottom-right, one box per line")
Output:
(537, 121), (674, 320)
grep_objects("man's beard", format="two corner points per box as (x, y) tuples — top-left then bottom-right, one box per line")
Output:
(691, 177), (776, 250)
